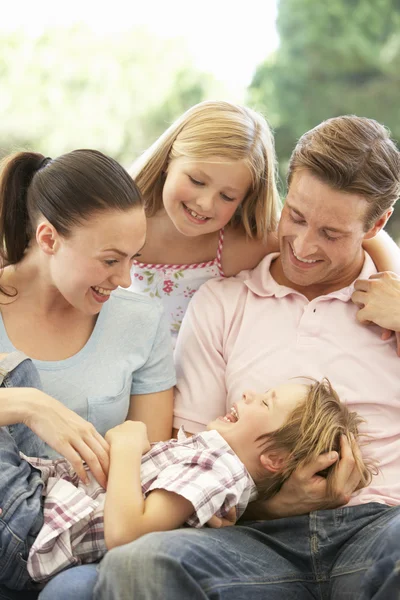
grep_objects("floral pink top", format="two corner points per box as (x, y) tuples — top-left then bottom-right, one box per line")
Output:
(127, 229), (225, 345)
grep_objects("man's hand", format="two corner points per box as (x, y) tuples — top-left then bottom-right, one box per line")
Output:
(246, 435), (361, 520)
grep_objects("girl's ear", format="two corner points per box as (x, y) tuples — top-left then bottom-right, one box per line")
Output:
(259, 451), (287, 474)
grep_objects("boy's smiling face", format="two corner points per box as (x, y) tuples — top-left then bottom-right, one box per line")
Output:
(207, 382), (308, 477)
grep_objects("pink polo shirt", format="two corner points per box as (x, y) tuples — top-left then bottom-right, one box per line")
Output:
(174, 253), (400, 507)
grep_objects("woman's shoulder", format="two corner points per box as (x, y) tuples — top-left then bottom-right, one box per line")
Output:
(221, 226), (279, 277)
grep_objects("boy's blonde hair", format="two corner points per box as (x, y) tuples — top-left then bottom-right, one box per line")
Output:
(130, 100), (281, 239)
(256, 378), (376, 504)
(287, 116), (400, 230)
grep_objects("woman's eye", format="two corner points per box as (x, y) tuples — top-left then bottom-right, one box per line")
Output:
(134, 253), (142, 259)
(189, 176), (204, 186)
(104, 259), (118, 266)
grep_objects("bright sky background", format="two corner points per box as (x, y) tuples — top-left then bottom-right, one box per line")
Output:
(1, 0), (279, 96)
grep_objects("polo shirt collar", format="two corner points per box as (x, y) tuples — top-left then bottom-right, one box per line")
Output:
(244, 252), (377, 302)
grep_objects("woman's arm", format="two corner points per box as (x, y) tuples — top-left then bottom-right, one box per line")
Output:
(0, 386), (109, 487)
(104, 421), (193, 550)
(362, 229), (400, 273)
(127, 389), (174, 441)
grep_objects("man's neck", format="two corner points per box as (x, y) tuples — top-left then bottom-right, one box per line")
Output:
(269, 255), (364, 301)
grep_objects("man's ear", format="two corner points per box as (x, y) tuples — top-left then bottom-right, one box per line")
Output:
(259, 451), (287, 474)
(363, 208), (393, 240)
(36, 221), (59, 255)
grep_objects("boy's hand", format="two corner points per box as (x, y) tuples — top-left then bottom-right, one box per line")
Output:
(105, 421), (151, 455)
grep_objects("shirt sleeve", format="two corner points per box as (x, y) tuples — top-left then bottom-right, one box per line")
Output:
(131, 305), (176, 395)
(146, 452), (250, 527)
(173, 281), (228, 432)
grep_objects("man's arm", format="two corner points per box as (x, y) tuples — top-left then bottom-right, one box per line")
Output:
(244, 435), (361, 519)
(104, 421), (194, 549)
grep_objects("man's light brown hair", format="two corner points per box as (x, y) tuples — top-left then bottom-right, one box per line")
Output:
(256, 378), (377, 505)
(287, 116), (400, 230)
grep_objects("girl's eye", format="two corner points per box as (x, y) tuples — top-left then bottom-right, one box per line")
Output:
(189, 176), (204, 186)
(104, 259), (118, 266)
(221, 193), (235, 202)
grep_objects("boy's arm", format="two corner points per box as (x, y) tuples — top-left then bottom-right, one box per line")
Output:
(104, 421), (194, 550)
(363, 230), (400, 273)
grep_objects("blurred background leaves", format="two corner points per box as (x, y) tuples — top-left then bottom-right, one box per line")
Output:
(1, 0), (399, 237)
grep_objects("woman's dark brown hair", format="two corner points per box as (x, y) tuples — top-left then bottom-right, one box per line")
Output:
(0, 149), (143, 272)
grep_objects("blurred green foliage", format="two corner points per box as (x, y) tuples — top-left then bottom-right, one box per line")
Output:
(0, 25), (221, 167)
(248, 0), (400, 239)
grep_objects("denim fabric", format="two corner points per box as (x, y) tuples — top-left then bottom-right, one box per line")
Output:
(38, 565), (98, 600)
(91, 503), (400, 600)
(0, 353), (45, 595)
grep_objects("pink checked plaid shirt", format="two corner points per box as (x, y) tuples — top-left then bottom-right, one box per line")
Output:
(25, 428), (257, 583)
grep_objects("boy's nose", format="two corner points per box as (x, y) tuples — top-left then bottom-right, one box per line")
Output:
(242, 390), (255, 404)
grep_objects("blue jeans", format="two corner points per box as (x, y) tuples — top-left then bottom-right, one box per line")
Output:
(89, 503), (400, 600)
(0, 353), (47, 599)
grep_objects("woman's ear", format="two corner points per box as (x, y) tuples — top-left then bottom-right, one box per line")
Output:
(259, 451), (287, 474)
(36, 221), (59, 255)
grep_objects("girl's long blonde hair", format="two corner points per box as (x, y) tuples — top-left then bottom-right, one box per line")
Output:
(256, 378), (377, 504)
(130, 100), (281, 239)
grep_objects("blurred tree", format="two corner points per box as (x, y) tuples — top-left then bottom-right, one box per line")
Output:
(0, 25), (221, 167)
(248, 0), (400, 239)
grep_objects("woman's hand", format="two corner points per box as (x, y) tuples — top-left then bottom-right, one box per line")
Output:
(248, 435), (361, 519)
(24, 388), (110, 488)
(105, 420), (151, 456)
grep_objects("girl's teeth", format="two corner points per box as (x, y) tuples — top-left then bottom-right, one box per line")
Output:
(187, 207), (208, 220)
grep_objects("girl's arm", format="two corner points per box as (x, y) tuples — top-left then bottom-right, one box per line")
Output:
(104, 421), (193, 550)
(127, 389), (174, 442)
(362, 229), (400, 273)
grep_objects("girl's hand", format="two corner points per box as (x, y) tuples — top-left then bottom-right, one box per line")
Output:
(24, 388), (110, 488)
(105, 420), (151, 455)
(352, 271), (400, 332)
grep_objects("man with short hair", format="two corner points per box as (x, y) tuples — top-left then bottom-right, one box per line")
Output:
(80, 116), (400, 599)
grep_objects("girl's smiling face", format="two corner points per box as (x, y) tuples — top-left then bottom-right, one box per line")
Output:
(44, 206), (146, 315)
(162, 156), (252, 236)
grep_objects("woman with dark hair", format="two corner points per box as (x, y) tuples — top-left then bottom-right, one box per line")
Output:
(0, 150), (175, 599)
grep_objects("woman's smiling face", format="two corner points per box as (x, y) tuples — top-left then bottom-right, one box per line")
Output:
(45, 206), (146, 315)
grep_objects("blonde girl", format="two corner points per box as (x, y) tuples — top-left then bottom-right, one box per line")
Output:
(128, 101), (400, 340)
